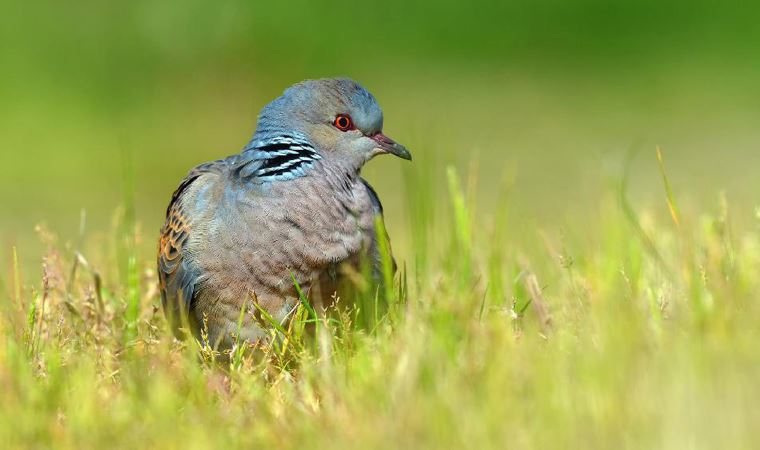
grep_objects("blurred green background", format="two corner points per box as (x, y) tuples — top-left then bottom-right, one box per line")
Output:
(3, 0), (760, 271)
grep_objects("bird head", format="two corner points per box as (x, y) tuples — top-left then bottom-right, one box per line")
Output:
(251, 78), (411, 170)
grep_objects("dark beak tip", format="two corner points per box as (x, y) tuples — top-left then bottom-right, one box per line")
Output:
(389, 145), (412, 161)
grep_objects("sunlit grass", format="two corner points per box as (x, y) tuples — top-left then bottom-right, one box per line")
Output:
(2, 159), (759, 449)
(4, 2), (760, 447)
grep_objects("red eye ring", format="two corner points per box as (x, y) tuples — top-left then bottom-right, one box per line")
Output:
(333, 114), (353, 131)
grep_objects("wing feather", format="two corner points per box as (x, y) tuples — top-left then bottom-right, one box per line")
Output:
(361, 178), (397, 275)
(158, 160), (223, 337)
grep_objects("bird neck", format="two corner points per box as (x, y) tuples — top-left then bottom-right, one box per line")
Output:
(237, 129), (363, 186)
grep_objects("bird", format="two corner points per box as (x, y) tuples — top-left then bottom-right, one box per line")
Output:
(157, 78), (411, 349)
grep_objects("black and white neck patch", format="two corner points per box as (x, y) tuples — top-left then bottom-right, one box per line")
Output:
(235, 135), (322, 182)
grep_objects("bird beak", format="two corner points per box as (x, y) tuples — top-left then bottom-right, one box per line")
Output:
(371, 133), (412, 161)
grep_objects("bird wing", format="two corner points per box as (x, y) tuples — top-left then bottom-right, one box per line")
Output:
(361, 178), (397, 275)
(361, 177), (384, 216)
(158, 160), (224, 337)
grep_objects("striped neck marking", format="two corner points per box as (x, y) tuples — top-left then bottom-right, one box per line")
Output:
(244, 135), (322, 181)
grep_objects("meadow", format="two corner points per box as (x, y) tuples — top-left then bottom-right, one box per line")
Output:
(3, 2), (760, 448)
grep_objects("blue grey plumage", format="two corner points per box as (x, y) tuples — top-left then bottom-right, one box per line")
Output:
(158, 78), (411, 348)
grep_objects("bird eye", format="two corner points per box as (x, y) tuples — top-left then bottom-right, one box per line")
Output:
(333, 114), (353, 131)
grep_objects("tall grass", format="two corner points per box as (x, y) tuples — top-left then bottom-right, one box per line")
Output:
(2, 160), (759, 449)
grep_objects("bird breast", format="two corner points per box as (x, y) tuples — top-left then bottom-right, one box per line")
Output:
(193, 169), (376, 302)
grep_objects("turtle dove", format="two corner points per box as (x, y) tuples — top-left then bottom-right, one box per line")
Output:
(158, 78), (411, 348)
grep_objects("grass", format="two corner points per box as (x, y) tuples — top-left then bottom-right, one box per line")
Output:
(4, 2), (760, 447)
(2, 156), (759, 449)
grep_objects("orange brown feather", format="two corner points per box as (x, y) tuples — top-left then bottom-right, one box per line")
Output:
(157, 160), (224, 336)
